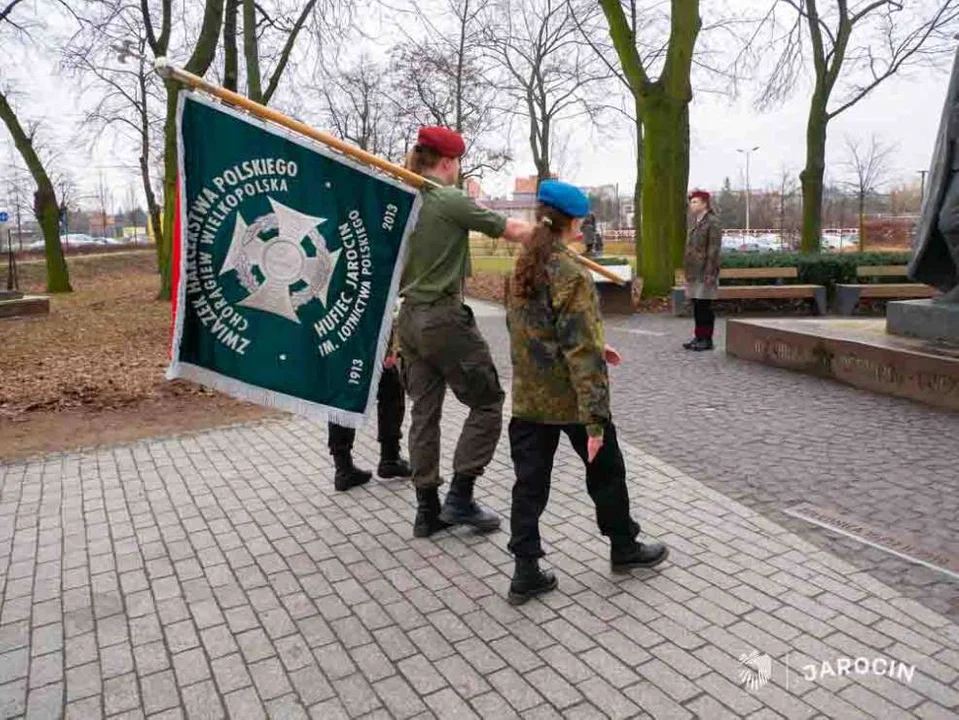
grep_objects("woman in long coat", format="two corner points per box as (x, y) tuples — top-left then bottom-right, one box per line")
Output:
(683, 189), (723, 351)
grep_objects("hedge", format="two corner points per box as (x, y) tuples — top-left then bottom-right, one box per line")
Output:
(590, 256), (631, 267)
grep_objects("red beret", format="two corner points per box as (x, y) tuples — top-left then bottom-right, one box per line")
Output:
(417, 126), (466, 158)
(688, 189), (710, 202)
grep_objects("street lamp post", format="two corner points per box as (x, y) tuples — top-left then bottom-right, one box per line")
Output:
(919, 169), (928, 201)
(737, 146), (760, 234)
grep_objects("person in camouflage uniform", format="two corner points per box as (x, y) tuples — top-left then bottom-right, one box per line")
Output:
(683, 189), (723, 351)
(505, 180), (668, 605)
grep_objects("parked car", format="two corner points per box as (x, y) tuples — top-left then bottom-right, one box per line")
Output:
(63, 233), (99, 247)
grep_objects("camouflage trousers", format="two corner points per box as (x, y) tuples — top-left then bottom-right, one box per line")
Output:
(396, 298), (505, 489)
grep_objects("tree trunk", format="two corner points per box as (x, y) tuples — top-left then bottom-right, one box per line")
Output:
(243, 0), (263, 103)
(156, 0), (226, 300)
(158, 82), (179, 298)
(35, 186), (71, 292)
(858, 192), (866, 251)
(137, 60), (162, 256)
(0, 88), (70, 292)
(800, 98), (828, 253)
(633, 108), (643, 269)
(224, 0), (239, 91)
(640, 93), (689, 297)
(143, 159), (163, 256)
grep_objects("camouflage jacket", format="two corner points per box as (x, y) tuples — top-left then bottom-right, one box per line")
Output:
(506, 245), (610, 437)
(684, 211), (722, 300)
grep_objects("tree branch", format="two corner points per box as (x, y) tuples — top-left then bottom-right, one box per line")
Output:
(263, 0), (317, 104)
(0, 0), (26, 25)
(598, 0), (650, 95)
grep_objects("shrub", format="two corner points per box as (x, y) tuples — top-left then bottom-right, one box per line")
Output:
(591, 256), (631, 267)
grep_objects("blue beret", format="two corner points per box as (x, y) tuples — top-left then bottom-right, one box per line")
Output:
(537, 180), (590, 218)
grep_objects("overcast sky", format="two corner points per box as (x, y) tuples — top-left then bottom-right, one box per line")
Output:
(0, 2), (946, 215)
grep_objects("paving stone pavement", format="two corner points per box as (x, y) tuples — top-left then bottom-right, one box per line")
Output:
(4, 303), (959, 718)
(474, 301), (959, 622)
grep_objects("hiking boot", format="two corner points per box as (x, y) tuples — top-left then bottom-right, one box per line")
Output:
(413, 487), (452, 538)
(688, 338), (714, 351)
(333, 452), (372, 492)
(508, 558), (557, 605)
(682, 338), (698, 349)
(439, 473), (501, 532)
(377, 441), (412, 479)
(610, 540), (669, 573)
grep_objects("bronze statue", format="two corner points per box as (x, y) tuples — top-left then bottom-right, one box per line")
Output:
(911, 47), (959, 302)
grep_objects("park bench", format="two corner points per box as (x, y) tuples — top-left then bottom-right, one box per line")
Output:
(0, 291), (49, 319)
(589, 258), (638, 314)
(671, 267), (827, 316)
(501, 258), (639, 315)
(834, 265), (937, 316)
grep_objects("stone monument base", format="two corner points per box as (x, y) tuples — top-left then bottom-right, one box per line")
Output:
(0, 294), (49, 319)
(726, 318), (959, 411)
(887, 299), (959, 345)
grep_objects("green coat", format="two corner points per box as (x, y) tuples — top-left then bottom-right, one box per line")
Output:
(400, 177), (507, 304)
(506, 245), (610, 437)
(684, 211), (723, 300)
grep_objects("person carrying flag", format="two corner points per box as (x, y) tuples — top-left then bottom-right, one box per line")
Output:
(397, 126), (532, 538)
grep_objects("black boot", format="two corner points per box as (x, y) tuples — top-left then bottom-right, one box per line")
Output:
(413, 487), (452, 538)
(508, 557), (557, 605)
(439, 473), (501, 532)
(690, 338), (714, 351)
(610, 540), (669, 573)
(682, 338), (698, 350)
(333, 452), (372, 492)
(377, 441), (412, 479)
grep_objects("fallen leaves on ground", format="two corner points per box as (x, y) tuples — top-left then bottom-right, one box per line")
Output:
(2, 252), (222, 420)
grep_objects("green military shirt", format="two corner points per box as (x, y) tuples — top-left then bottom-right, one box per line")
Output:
(400, 177), (508, 304)
(506, 244), (610, 437)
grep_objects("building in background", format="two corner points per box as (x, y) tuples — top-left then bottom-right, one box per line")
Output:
(482, 175), (547, 223)
(463, 177), (483, 200)
(476, 175), (634, 230)
(88, 213), (118, 238)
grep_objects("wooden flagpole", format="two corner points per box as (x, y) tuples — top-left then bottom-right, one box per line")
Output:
(155, 58), (627, 286)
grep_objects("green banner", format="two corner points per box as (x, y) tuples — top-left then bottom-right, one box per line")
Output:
(168, 92), (420, 427)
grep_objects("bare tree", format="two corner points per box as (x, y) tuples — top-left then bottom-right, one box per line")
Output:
(131, 0), (352, 299)
(484, 0), (610, 184)
(53, 172), (81, 245)
(777, 165), (799, 248)
(389, 0), (510, 182)
(64, 10), (165, 264)
(753, 0), (959, 252)
(843, 134), (896, 250)
(0, 0), (76, 291)
(121, 0), (226, 299)
(94, 170), (113, 238)
(1, 146), (33, 250)
(313, 56), (408, 162)
(240, 0), (342, 105)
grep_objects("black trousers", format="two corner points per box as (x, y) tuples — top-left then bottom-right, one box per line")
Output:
(692, 298), (715, 340)
(508, 419), (640, 559)
(328, 365), (405, 455)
